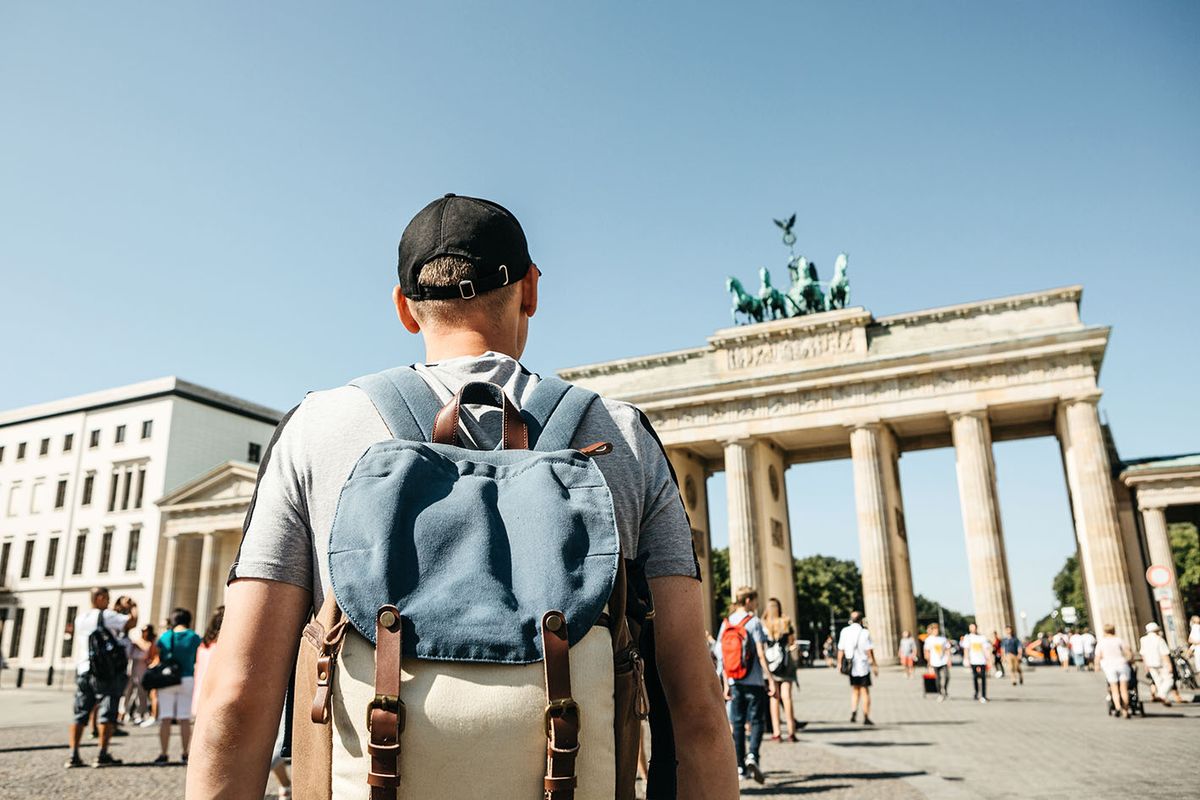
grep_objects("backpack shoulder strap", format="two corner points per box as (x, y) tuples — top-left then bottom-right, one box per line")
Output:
(527, 376), (599, 452)
(349, 366), (442, 442)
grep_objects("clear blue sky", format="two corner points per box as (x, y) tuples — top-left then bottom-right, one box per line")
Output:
(2, 2), (1197, 626)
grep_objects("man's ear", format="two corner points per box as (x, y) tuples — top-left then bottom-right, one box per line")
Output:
(521, 264), (539, 318)
(394, 285), (422, 334)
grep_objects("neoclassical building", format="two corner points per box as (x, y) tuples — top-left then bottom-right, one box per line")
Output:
(562, 286), (1193, 659)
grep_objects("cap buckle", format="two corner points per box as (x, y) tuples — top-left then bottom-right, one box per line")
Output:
(458, 280), (476, 299)
(498, 264), (509, 286)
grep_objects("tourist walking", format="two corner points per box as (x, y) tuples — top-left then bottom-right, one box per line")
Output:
(1094, 623), (1134, 719)
(822, 634), (836, 668)
(1000, 625), (1024, 685)
(924, 623), (952, 700)
(990, 630), (1004, 678)
(837, 611), (878, 725)
(192, 606), (224, 719)
(1189, 615), (1200, 672)
(154, 607), (202, 765)
(961, 623), (991, 702)
(719, 586), (774, 784)
(65, 587), (138, 768)
(1139, 622), (1184, 705)
(1069, 628), (1086, 670)
(898, 630), (918, 679)
(762, 596), (800, 742)
(121, 623), (156, 725)
(190, 193), (739, 799)
(1080, 627), (1097, 668)
(1054, 629), (1071, 670)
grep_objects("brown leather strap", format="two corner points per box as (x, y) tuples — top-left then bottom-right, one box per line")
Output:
(368, 605), (404, 799)
(431, 382), (528, 450)
(309, 613), (349, 724)
(542, 610), (578, 800)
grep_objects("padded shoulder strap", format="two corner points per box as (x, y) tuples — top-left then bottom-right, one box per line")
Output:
(349, 366), (442, 442)
(529, 377), (599, 452)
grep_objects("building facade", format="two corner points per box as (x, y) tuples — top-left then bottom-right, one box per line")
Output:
(0, 378), (280, 675)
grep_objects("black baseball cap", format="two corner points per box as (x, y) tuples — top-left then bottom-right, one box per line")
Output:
(397, 193), (534, 301)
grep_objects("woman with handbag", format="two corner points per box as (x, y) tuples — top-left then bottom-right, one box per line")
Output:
(151, 608), (201, 765)
(762, 597), (800, 742)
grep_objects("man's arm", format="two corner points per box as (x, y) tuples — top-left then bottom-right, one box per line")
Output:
(754, 640), (776, 697)
(187, 578), (310, 799)
(649, 576), (738, 800)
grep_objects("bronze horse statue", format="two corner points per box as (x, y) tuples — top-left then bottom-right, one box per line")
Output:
(726, 276), (764, 324)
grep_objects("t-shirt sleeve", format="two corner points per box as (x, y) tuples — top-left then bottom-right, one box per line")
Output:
(227, 400), (316, 594)
(628, 410), (699, 581)
(748, 618), (767, 646)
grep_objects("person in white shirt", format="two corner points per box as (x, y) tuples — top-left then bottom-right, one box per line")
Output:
(898, 631), (918, 679)
(960, 623), (991, 703)
(65, 587), (138, 768)
(923, 623), (952, 700)
(1188, 616), (1200, 673)
(1080, 628), (1097, 667)
(1139, 622), (1183, 705)
(1069, 630), (1085, 671)
(1053, 630), (1071, 670)
(837, 611), (878, 725)
(1093, 623), (1133, 718)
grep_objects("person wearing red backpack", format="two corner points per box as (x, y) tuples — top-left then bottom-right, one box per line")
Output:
(716, 586), (774, 785)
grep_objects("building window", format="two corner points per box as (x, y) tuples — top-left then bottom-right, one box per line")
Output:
(16, 442), (26, 461)
(134, 466), (146, 510)
(20, 539), (35, 579)
(98, 530), (113, 573)
(141, 420), (153, 439)
(29, 479), (44, 514)
(120, 467), (133, 511)
(0, 541), (10, 585)
(0, 445), (5, 463)
(248, 442), (262, 464)
(71, 532), (87, 576)
(114, 425), (126, 445)
(44, 536), (59, 577)
(39, 438), (49, 457)
(81, 473), (94, 506)
(63, 433), (74, 453)
(32, 607), (50, 658)
(89, 430), (100, 449)
(6, 483), (21, 517)
(125, 527), (140, 572)
(61, 606), (77, 658)
(107, 470), (120, 512)
(7, 608), (24, 658)
(54, 479), (68, 509)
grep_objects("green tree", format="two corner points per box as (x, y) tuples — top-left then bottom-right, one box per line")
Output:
(709, 547), (731, 629)
(914, 594), (975, 639)
(792, 554), (863, 644)
(1170, 521), (1200, 617)
(1030, 554), (1089, 635)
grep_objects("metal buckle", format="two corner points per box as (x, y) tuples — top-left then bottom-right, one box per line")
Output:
(366, 694), (405, 732)
(458, 280), (476, 299)
(543, 698), (580, 736)
(498, 264), (509, 285)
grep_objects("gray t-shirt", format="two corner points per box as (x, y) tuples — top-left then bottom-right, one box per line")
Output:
(229, 352), (698, 612)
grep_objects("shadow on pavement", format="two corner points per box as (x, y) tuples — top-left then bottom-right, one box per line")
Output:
(829, 741), (932, 748)
(740, 783), (853, 795)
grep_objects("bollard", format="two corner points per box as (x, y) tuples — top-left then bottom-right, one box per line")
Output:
(16, 667), (24, 688)
(46, 665), (54, 685)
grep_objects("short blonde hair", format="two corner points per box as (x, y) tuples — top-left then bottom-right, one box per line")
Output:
(1103, 623), (1116, 635)
(734, 586), (757, 606)
(408, 255), (520, 327)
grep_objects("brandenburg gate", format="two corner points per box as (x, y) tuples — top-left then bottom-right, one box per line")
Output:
(562, 286), (1150, 660)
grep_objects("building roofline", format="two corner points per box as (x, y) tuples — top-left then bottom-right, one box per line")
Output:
(0, 377), (283, 430)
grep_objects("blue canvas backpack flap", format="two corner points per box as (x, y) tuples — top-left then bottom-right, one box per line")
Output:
(293, 369), (652, 800)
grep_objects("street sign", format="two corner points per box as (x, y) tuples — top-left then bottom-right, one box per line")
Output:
(1146, 564), (1172, 588)
(1061, 606), (1078, 624)
(1153, 586), (1171, 600)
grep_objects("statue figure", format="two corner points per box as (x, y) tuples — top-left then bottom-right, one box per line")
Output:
(799, 257), (827, 314)
(827, 253), (850, 309)
(726, 276), (764, 325)
(784, 255), (808, 316)
(758, 267), (789, 321)
(773, 213), (797, 248)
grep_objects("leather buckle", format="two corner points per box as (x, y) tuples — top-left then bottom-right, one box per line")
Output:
(543, 697), (580, 736)
(366, 694), (405, 732)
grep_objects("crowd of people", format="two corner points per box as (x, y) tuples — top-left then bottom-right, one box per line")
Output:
(62, 585), (291, 795)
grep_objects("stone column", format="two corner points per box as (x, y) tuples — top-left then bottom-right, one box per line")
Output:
(850, 424), (899, 662)
(951, 410), (1016, 638)
(195, 533), (216, 632)
(724, 440), (762, 597)
(1058, 395), (1138, 646)
(666, 448), (715, 633)
(1141, 505), (1185, 648)
(157, 534), (179, 622)
(879, 427), (917, 641)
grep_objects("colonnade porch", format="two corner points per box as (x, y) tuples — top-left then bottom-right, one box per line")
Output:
(563, 287), (1154, 659)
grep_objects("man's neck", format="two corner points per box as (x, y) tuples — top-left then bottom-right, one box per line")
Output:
(423, 330), (518, 364)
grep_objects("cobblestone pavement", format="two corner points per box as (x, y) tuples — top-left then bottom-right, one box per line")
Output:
(2, 663), (1196, 799)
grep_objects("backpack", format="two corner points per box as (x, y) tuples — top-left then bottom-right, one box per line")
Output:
(291, 368), (668, 800)
(87, 610), (127, 683)
(720, 616), (753, 681)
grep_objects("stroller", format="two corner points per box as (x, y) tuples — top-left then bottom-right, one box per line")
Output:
(1105, 668), (1145, 717)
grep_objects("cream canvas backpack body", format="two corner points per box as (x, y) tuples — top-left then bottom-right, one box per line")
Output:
(290, 367), (669, 800)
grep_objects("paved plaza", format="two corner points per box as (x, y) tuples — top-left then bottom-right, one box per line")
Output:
(0, 663), (1196, 799)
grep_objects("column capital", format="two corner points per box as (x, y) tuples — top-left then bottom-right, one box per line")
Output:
(1060, 390), (1103, 408)
(1138, 501), (1169, 514)
(845, 420), (883, 434)
(948, 407), (989, 422)
(722, 437), (756, 449)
